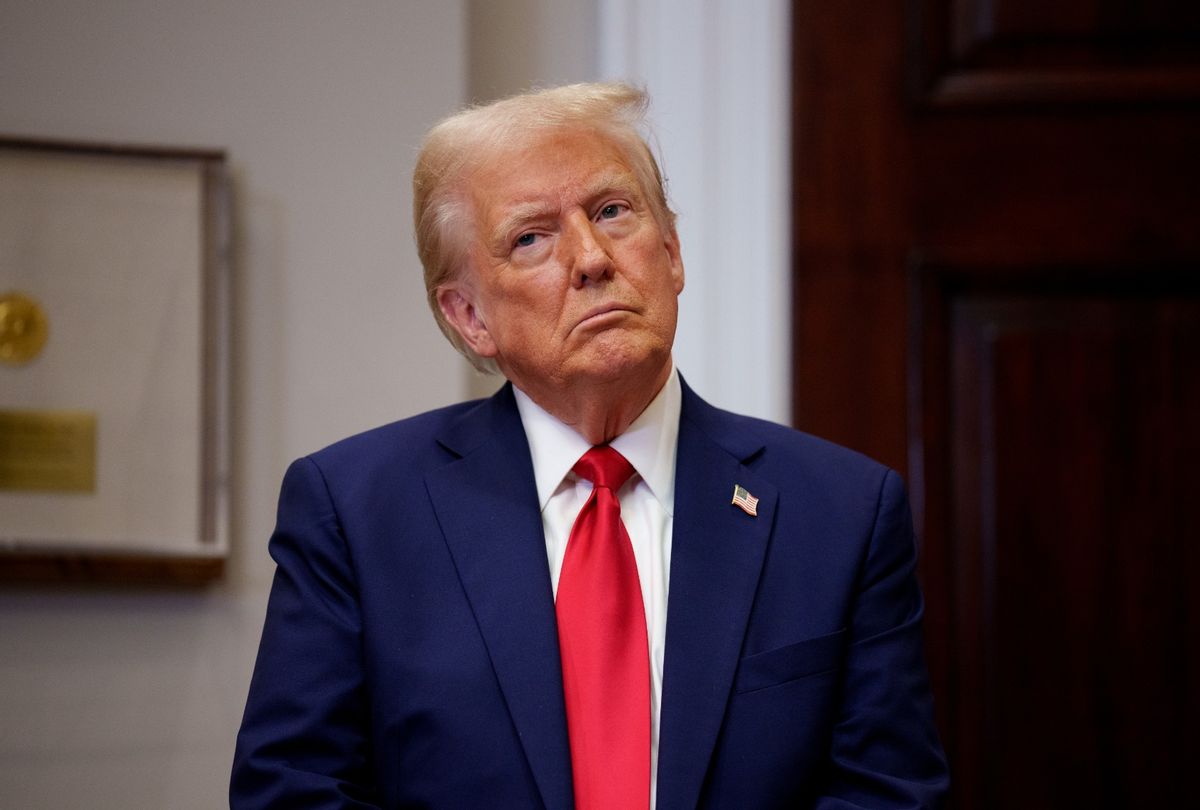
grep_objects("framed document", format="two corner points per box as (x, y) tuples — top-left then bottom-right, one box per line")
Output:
(0, 138), (230, 583)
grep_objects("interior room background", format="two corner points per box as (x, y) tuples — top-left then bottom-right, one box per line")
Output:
(5, 2), (1195, 809)
(0, 2), (788, 807)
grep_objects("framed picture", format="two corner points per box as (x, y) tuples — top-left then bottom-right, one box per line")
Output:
(0, 137), (230, 583)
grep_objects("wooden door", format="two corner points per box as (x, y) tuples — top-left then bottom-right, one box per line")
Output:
(791, 3), (1200, 808)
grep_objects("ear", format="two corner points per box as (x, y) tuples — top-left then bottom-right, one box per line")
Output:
(437, 282), (498, 358)
(664, 226), (685, 294)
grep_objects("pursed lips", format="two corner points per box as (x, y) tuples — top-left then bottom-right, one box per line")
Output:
(573, 304), (634, 332)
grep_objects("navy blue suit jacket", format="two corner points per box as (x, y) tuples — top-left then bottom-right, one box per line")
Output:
(232, 381), (948, 808)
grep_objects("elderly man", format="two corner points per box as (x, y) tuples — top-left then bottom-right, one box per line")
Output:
(232, 83), (948, 809)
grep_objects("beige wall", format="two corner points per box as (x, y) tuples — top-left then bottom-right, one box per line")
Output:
(0, 2), (466, 807)
(468, 0), (598, 102)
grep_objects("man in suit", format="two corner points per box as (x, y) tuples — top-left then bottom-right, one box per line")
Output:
(232, 83), (948, 809)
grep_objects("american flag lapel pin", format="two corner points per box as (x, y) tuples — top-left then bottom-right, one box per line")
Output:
(731, 484), (759, 517)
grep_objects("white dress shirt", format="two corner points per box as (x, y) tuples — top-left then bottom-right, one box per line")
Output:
(513, 367), (680, 809)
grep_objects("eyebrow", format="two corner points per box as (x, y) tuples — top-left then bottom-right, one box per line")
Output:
(490, 202), (557, 248)
(488, 169), (642, 248)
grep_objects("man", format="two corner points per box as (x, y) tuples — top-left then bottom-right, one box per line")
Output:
(232, 83), (948, 809)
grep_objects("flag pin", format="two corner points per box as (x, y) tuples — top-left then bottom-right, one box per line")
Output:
(731, 484), (759, 517)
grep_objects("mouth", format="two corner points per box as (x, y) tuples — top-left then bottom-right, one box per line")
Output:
(575, 304), (633, 330)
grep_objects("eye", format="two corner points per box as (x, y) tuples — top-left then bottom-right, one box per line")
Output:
(597, 203), (626, 220)
(514, 232), (538, 249)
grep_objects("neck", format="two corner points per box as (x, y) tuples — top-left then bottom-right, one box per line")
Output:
(512, 361), (673, 445)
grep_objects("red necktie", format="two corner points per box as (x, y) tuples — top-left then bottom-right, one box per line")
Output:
(556, 446), (651, 810)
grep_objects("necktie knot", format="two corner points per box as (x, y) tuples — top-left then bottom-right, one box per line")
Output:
(572, 445), (635, 492)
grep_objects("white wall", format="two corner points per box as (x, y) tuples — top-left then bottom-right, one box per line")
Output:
(0, 2), (466, 807)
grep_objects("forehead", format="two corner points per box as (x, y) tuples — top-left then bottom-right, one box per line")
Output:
(464, 127), (641, 222)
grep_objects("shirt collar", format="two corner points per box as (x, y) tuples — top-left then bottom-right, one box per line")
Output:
(513, 365), (681, 516)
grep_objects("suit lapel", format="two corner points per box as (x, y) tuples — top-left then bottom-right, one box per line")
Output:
(656, 387), (777, 810)
(425, 386), (573, 810)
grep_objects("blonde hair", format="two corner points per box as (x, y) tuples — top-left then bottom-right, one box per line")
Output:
(413, 82), (676, 373)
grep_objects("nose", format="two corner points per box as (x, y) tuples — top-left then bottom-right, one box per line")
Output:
(563, 212), (613, 288)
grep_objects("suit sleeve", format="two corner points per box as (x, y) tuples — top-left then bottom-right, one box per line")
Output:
(231, 457), (381, 809)
(815, 469), (950, 809)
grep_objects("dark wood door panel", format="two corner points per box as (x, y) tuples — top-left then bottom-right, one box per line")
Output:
(913, 0), (1200, 105)
(960, 0), (1200, 47)
(794, 3), (1200, 806)
(916, 115), (1200, 265)
(913, 270), (1200, 808)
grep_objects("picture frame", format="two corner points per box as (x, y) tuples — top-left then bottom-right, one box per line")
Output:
(0, 137), (230, 584)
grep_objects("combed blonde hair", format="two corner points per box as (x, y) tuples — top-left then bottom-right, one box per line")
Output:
(413, 82), (676, 374)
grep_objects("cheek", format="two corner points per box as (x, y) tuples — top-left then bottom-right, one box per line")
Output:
(499, 277), (569, 324)
(638, 256), (683, 303)
(487, 302), (555, 352)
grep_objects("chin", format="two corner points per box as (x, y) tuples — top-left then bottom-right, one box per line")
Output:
(572, 340), (670, 386)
